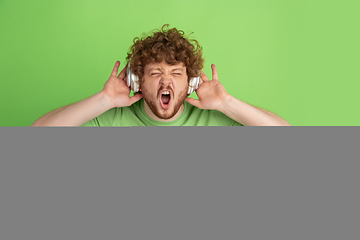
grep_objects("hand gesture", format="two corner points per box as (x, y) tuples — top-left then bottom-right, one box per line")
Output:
(185, 64), (231, 111)
(101, 61), (143, 108)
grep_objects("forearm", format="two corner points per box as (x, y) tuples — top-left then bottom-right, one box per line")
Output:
(30, 91), (114, 126)
(218, 95), (291, 126)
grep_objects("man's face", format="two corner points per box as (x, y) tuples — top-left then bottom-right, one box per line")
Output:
(140, 61), (189, 120)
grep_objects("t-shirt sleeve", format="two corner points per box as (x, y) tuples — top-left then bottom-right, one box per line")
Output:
(231, 121), (244, 126)
(80, 108), (120, 127)
(81, 117), (101, 127)
(213, 110), (244, 126)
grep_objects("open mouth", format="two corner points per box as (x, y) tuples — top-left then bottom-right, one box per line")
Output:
(160, 90), (172, 109)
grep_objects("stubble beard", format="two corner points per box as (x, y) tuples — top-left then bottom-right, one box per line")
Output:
(142, 86), (189, 120)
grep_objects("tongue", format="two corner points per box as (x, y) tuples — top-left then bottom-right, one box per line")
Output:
(161, 95), (170, 104)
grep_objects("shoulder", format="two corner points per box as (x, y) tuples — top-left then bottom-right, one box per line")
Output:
(184, 101), (243, 126)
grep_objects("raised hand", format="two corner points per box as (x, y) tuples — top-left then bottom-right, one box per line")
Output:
(185, 64), (231, 111)
(101, 61), (143, 108)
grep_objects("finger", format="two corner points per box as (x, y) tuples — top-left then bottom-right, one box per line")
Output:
(128, 93), (143, 105)
(211, 64), (218, 80)
(118, 64), (127, 79)
(200, 70), (209, 81)
(185, 98), (203, 109)
(111, 61), (120, 77)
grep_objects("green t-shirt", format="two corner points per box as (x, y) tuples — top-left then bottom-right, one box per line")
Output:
(81, 99), (243, 126)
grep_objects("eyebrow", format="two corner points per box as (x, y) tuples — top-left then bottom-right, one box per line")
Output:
(148, 67), (184, 72)
(171, 68), (184, 71)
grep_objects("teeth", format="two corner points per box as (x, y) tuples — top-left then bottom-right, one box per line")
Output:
(162, 91), (170, 95)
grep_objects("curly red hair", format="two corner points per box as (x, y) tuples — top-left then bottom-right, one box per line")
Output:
(125, 24), (204, 85)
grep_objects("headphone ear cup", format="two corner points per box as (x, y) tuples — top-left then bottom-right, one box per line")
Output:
(126, 62), (140, 92)
(187, 76), (200, 95)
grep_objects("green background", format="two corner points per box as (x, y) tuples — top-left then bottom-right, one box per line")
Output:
(0, 0), (359, 126)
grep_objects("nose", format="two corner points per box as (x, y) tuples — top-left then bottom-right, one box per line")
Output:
(159, 73), (173, 87)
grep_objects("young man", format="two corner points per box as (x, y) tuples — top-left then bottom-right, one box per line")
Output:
(31, 25), (291, 126)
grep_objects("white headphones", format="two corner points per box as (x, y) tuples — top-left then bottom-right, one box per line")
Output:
(126, 60), (200, 95)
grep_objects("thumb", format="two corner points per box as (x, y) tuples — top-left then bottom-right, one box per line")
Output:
(185, 98), (202, 109)
(129, 93), (143, 105)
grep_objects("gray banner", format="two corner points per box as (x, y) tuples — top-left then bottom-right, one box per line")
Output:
(0, 127), (359, 240)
